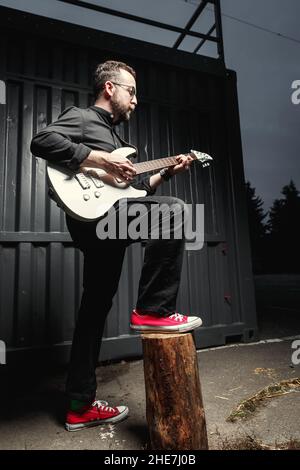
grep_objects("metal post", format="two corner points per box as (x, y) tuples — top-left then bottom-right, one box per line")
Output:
(214, 0), (225, 62)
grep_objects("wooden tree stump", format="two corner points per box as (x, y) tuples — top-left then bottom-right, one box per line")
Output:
(141, 332), (208, 450)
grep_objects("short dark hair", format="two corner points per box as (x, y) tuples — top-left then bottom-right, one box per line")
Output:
(93, 60), (136, 99)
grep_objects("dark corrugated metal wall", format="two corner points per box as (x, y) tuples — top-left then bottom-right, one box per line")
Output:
(0, 25), (257, 364)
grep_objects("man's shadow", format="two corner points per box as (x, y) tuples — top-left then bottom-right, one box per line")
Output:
(0, 355), (150, 449)
(0, 358), (68, 426)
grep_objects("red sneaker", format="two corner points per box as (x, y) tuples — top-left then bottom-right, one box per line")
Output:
(130, 308), (202, 333)
(65, 400), (129, 432)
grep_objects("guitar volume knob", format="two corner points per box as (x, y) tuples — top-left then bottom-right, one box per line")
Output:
(94, 191), (101, 198)
(83, 194), (90, 201)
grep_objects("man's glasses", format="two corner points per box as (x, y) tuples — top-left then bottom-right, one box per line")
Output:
(111, 82), (136, 97)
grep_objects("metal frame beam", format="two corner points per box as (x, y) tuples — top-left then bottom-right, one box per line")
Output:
(176, 0), (225, 61)
(194, 24), (216, 54)
(56, 0), (223, 53)
(173, 0), (209, 49)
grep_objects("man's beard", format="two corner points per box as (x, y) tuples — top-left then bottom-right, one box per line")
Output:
(111, 96), (133, 124)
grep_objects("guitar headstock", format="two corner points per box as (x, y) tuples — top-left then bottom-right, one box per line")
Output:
(190, 149), (213, 168)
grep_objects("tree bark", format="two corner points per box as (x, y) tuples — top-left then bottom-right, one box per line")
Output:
(141, 332), (208, 450)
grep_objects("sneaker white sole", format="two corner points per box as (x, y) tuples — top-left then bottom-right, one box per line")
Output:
(65, 406), (129, 432)
(130, 317), (202, 333)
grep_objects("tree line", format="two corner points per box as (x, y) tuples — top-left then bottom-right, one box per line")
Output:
(245, 180), (300, 274)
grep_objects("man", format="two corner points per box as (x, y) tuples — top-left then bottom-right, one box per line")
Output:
(31, 60), (202, 432)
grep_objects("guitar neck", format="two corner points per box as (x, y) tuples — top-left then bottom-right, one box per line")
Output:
(133, 154), (192, 175)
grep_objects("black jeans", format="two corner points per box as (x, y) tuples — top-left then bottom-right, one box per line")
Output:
(65, 196), (186, 402)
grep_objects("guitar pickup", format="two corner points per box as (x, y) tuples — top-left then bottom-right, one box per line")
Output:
(75, 173), (91, 189)
(89, 175), (104, 188)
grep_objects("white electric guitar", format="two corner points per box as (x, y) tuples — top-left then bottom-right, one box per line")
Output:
(46, 147), (213, 221)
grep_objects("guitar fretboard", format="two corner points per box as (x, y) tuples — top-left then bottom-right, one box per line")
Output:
(133, 155), (191, 175)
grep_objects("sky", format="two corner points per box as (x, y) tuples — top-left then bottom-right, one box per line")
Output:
(181, 0), (300, 211)
(1, 0), (299, 211)
(219, 0), (300, 212)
